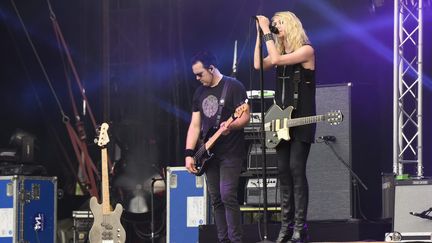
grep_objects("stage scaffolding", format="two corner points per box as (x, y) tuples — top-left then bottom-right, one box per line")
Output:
(393, 0), (424, 177)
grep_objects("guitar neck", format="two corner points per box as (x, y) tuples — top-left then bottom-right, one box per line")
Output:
(286, 114), (326, 127)
(204, 116), (234, 150)
(101, 147), (111, 214)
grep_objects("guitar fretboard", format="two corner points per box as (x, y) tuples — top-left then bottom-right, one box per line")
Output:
(265, 114), (326, 131)
(101, 147), (111, 214)
(287, 115), (326, 127)
(204, 117), (234, 150)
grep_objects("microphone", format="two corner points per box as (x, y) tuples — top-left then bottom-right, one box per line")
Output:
(269, 25), (279, 34)
(410, 211), (432, 220)
(410, 208), (432, 220)
(251, 16), (279, 34)
(318, 135), (336, 142)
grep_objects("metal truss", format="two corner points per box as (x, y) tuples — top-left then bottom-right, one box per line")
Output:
(393, 0), (424, 177)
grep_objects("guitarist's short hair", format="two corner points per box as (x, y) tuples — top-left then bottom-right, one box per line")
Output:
(191, 50), (219, 69)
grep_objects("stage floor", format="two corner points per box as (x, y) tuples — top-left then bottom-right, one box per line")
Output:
(199, 220), (392, 243)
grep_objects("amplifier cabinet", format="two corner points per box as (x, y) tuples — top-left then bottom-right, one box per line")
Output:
(244, 177), (280, 206)
(166, 167), (208, 243)
(72, 211), (94, 243)
(0, 176), (57, 243)
(247, 143), (278, 171)
(393, 179), (432, 233)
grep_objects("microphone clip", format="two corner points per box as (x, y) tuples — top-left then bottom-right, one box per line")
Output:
(318, 135), (336, 142)
(410, 207), (432, 220)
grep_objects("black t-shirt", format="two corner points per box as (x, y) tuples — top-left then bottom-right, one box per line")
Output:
(192, 76), (247, 159)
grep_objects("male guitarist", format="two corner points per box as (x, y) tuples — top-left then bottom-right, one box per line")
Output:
(185, 51), (250, 243)
(254, 12), (316, 243)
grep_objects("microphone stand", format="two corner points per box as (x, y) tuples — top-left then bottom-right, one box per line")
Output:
(151, 177), (164, 243)
(322, 139), (367, 219)
(256, 23), (274, 243)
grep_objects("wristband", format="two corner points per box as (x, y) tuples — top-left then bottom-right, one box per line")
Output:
(263, 33), (274, 42)
(184, 149), (195, 158)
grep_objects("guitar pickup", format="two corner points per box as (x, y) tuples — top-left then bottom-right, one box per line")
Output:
(264, 122), (272, 131)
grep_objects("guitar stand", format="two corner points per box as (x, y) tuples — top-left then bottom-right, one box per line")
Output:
(321, 139), (368, 219)
(151, 177), (164, 243)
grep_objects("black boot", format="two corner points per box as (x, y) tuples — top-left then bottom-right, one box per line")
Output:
(291, 184), (308, 243)
(291, 227), (307, 243)
(276, 186), (294, 243)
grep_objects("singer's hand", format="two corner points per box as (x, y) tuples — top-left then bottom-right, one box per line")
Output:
(256, 15), (270, 33)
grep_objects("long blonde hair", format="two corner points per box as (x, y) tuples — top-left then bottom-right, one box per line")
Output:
(272, 11), (310, 54)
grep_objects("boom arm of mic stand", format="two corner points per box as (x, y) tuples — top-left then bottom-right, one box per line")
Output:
(323, 140), (368, 190)
(323, 140), (367, 220)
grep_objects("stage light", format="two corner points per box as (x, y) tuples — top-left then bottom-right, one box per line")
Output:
(128, 184), (149, 213)
(9, 129), (36, 163)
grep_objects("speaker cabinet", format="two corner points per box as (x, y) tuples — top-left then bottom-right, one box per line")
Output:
(307, 83), (352, 220)
(393, 179), (432, 233)
(72, 211), (94, 243)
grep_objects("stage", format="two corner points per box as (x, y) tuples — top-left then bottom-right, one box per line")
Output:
(1, 1), (432, 243)
(199, 220), (392, 243)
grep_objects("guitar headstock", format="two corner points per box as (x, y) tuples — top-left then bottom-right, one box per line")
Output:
(97, 123), (110, 147)
(233, 99), (249, 119)
(325, 110), (343, 125)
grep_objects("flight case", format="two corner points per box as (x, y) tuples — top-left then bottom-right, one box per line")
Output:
(166, 167), (208, 243)
(0, 176), (57, 243)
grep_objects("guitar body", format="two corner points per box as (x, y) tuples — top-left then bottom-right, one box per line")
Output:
(193, 145), (214, 176)
(89, 196), (126, 243)
(191, 102), (250, 176)
(264, 104), (343, 149)
(265, 104), (294, 149)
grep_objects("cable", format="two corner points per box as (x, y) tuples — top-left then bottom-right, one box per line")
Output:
(10, 0), (69, 121)
(131, 209), (167, 240)
(317, 138), (379, 222)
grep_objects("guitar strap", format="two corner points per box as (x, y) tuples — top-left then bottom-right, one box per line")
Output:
(292, 65), (301, 110)
(214, 78), (230, 129)
(200, 78), (230, 141)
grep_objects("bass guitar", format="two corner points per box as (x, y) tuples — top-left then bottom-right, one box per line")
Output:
(89, 123), (126, 243)
(193, 101), (249, 176)
(265, 104), (343, 149)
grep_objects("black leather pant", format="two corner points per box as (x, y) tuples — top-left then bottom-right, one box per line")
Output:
(206, 156), (243, 243)
(276, 140), (311, 243)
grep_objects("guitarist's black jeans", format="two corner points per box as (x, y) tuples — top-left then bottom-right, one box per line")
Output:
(205, 156), (243, 243)
(276, 140), (311, 243)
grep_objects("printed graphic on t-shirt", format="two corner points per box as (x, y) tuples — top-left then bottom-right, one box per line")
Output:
(202, 95), (219, 118)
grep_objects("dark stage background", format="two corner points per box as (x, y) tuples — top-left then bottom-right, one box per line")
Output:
(0, 0), (431, 235)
